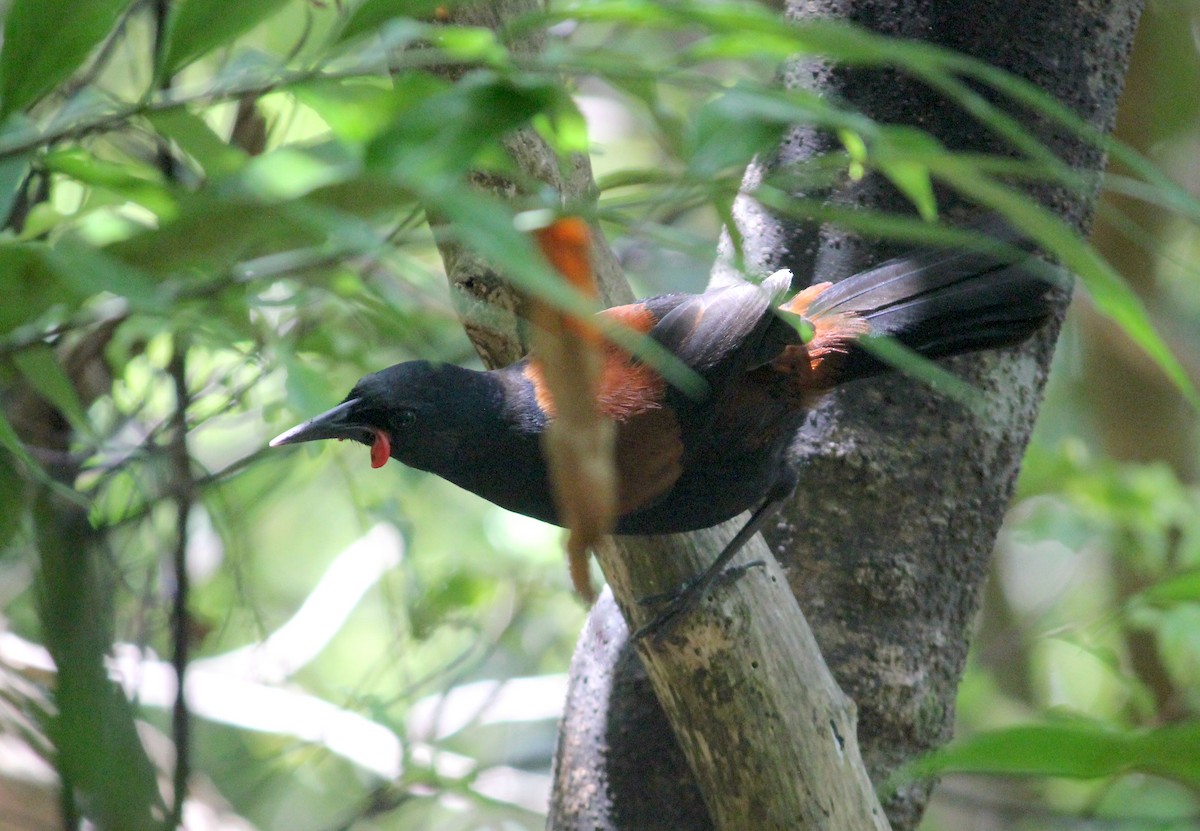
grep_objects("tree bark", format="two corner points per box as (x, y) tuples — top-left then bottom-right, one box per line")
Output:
(548, 1), (1143, 830)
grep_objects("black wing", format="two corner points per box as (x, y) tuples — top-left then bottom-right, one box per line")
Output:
(649, 272), (796, 397)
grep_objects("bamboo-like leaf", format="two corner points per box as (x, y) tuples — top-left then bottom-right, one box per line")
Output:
(10, 345), (92, 436)
(0, 0), (133, 118)
(334, 0), (450, 46)
(855, 335), (984, 413)
(147, 109), (248, 177)
(0, 450), (27, 550)
(34, 489), (163, 831)
(0, 116), (34, 225)
(897, 720), (1200, 788)
(157, 0), (291, 78)
(1134, 569), (1200, 608)
(44, 149), (177, 218)
(0, 243), (82, 334)
(932, 162), (1200, 411)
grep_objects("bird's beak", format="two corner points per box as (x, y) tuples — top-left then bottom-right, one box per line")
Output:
(270, 398), (370, 447)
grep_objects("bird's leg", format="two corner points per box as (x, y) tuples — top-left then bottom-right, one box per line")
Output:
(633, 480), (794, 642)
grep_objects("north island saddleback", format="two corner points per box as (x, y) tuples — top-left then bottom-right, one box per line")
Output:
(272, 218), (1059, 638)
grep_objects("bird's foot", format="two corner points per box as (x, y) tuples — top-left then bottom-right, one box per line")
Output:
(632, 560), (764, 643)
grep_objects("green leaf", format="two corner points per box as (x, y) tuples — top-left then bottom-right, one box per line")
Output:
(896, 719), (1200, 788)
(0, 243), (82, 334)
(436, 25), (508, 64)
(1135, 569), (1200, 608)
(686, 87), (791, 178)
(306, 175), (415, 218)
(932, 163), (1200, 411)
(108, 196), (325, 277)
(0, 115), (34, 225)
(44, 149), (177, 218)
(0, 410), (40, 477)
(282, 353), (338, 417)
(0, 450), (28, 550)
(1155, 605), (1200, 695)
(855, 335), (983, 413)
(10, 345), (92, 436)
(878, 160), (936, 220)
(146, 109), (248, 178)
(334, 0), (447, 46)
(49, 237), (162, 308)
(158, 0), (291, 77)
(0, 0), (133, 118)
(872, 126), (942, 221)
(297, 76), (449, 145)
(34, 489), (164, 831)
(535, 100), (590, 157)
(365, 72), (563, 178)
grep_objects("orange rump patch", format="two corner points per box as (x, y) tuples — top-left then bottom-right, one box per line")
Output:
(779, 281), (833, 317)
(776, 281), (870, 388)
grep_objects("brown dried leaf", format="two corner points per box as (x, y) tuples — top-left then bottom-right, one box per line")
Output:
(529, 218), (617, 603)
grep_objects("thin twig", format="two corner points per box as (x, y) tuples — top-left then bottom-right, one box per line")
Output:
(166, 341), (192, 830)
(154, 3), (192, 826)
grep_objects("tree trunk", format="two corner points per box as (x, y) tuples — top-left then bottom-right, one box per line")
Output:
(548, 1), (1143, 830)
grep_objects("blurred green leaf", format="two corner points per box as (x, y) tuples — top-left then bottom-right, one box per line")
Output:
(283, 353), (340, 416)
(44, 148), (177, 217)
(899, 719), (1200, 787)
(147, 109), (248, 178)
(108, 195), (327, 278)
(536, 99), (590, 157)
(424, 183), (705, 396)
(686, 86), (792, 178)
(298, 78), (436, 145)
(50, 236), (163, 307)
(410, 572), (491, 636)
(0, 0), (133, 119)
(0, 116), (34, 225)
(306, 175), (416, 218)
(856, 334), (983, 413)
(10, 344), (91, 436)
(0, 450), (27, 550)
(1154, 605), (1200, 696)
(1136, 570), (1200, 607)
(436, 26), (508, 63)
(233, 146), (357, 201)
(0, 410), (40, 477)
(878, 159), (936, 219)
(334, 0), (447, 46)
(34, 489), (163, 831)
(872, 126), (942, 220)
(366, 72), (565, 178)
(0, 243), (81, 334)
(158, 0), (291, 77)
(932, 162), (1200, 411)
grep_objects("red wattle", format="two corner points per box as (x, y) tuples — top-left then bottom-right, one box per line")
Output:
(370, 431), (391, 469)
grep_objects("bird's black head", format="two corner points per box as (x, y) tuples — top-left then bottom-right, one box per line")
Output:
(270, 361), (502, 472)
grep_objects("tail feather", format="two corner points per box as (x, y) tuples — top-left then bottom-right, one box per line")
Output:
(794, 221), (1062, 386)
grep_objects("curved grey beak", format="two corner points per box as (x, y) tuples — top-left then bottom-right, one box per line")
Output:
(270, 398), (368, 447)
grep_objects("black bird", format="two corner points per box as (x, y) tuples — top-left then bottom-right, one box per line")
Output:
(272, 222), (1058, 636)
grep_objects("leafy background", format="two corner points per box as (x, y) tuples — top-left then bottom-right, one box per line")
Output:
(0, 0), (1198, 829)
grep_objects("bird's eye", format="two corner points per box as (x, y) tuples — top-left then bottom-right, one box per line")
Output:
(396, 409), (417, 427)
